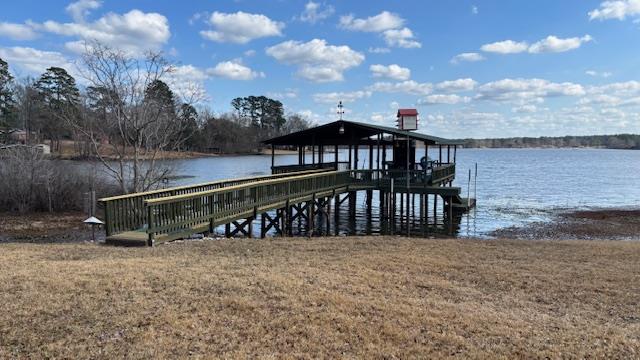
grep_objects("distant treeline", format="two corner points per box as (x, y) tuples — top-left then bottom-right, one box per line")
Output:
(462, 134), (640, 150)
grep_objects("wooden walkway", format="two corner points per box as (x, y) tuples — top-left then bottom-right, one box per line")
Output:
(100, 165), (472, 246)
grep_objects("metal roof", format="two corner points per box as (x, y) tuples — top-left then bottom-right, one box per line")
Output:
(263, 120), (464, 146)
(397, 109), (418, 116)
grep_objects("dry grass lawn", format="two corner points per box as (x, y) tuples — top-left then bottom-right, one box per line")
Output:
(0, 237), (639, 358)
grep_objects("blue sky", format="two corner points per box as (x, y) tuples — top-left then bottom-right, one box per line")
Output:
(1, 0), (639, 138)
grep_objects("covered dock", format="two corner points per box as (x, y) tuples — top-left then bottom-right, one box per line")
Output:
(99, 119), (475, 246)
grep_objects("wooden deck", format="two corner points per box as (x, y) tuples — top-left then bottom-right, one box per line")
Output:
(102, 165), (474, 245)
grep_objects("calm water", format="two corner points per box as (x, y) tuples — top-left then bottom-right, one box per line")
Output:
(157, 148), (640, 237)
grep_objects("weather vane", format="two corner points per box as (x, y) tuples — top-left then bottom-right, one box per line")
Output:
(337, 101), (344, 120)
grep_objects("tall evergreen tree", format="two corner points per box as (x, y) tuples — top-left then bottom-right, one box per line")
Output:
(34, 67), (80, 150)
(0, 57), (16, 129)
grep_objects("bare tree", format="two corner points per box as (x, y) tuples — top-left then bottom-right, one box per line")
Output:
(67, 42), (201, 193)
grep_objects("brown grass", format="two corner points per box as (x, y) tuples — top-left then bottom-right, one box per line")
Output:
(0, 237), (639, 358)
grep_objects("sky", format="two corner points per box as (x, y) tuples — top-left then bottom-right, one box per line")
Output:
(0, 0), (639, 138)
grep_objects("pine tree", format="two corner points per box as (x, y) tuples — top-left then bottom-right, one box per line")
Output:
(0, 57), (16, 129)
(34, 67), (80, 151)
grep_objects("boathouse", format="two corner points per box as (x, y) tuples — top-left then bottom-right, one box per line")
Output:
(99, 114), (475, 246)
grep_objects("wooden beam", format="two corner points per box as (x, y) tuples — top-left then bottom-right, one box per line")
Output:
(271, 144), (275, 169)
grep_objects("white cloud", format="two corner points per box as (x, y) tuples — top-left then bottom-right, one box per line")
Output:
(207, 60), (264, 80)
(339, 11), (420, 48)
(370, 113), (386, 123)
(577, 94), (622, 106)
(267, 89), (298, 99)
(165, 64), (209, 102)
(528, 35), (592, 53)
(339, 11), (404, 32)
(586, 70), (612, 78)
(266, 39), (364, 82)
(369, 64), (410, 81)
(37, 10), (170, 56)
(367, 80), (433, 96)
(66, 0), (102, 22)
(481, 35), (593, 55)
(0, 22), (39, 41)
(200, 11), (284, 44)
(419, 94), (470, 105)
(472, 5), (479, 14)
(480, 40), (529, 54)
(368, 47), (390, 54)
(450, 52), (485, 64)
(476, 78), (586, 102)
(298, 1), (335, 24)
(511, 104), (538, 113)
(382, 27), (422, 48)
(589, 0), (640, 20)
(436, 78), (477, 92)
(0, 46), (73, 74)
(244, 49), (256, 57)
(588, 81), (640, 97)
(312, 90), (372, 104)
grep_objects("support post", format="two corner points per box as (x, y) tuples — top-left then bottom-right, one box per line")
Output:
(271, 145), (275, 170)
(348, 191), (356, 220)
(382, 143), (387, 171)
(354, 145), (359, 170)
(307, 197), (315, 237)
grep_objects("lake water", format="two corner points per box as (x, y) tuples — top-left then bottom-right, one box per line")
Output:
(155, 148), (640, 237)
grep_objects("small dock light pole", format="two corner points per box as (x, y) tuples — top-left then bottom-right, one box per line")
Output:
(84, 216), (104, 242)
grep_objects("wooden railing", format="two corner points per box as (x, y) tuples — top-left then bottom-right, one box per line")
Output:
(98, 169), (330, 236)
(350, 166), (455, 188)
(145, 171), (353, 243)
(431, 163), (456, 184)
(271, 161), (349, 174)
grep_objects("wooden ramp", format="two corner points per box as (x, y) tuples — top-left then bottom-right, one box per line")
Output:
(451, 196), (477, 212)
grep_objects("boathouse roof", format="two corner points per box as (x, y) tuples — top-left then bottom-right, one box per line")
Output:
(397, 109), (418, 116)
(263, 120), (463, 146)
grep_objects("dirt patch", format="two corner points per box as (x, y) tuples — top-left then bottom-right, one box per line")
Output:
(492, 208), (640, 240)
(0, 212), (103, 243)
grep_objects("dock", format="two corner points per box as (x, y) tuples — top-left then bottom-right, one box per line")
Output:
(100, 118), (476, 246)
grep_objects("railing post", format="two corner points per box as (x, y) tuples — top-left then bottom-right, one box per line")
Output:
(208, 194), (215, 234)
(146, 204), (155, 247)
(103, 201), (112, 237)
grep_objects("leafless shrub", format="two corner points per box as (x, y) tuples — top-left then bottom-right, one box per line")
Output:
(0, 147), (117, 213)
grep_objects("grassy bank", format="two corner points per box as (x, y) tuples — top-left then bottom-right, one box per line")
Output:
(1, 237), (638, 358)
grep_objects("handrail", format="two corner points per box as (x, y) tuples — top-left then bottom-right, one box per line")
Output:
(98, 168), (331, 236)
(271, 161), (349, 174)
(145, 170), (341, 205)
(431, 163), (456, 184)
(98, 168), (329, 202)
(145, 171), (353, 241)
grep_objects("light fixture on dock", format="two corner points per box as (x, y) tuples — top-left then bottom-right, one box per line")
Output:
(84, 216), (104, 242)
(338, 124), (345, 135)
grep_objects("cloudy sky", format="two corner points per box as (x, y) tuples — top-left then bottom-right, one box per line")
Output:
(1, 0), (639, 138)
